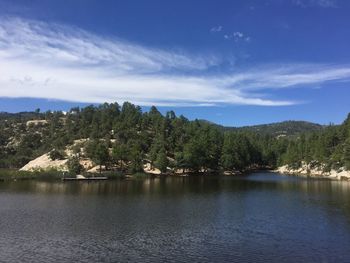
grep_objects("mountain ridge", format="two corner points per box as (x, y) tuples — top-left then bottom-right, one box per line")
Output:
(195, 119), (324, 136)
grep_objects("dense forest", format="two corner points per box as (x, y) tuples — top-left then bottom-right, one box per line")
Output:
(0, 102), (349, 174)
(232, 121), (323, 137)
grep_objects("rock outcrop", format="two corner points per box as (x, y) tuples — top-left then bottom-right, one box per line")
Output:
(20, 153), (68, 172)
(276, 163), (350, 180)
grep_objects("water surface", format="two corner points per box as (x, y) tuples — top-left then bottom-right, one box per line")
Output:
(1, 172), (350, 262)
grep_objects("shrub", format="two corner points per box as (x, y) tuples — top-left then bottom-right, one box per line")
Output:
(49, 149), (65, 160)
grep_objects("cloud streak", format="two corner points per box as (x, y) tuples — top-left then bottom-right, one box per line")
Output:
(0, 17), (349, 107)
(292, 0), (338, 8)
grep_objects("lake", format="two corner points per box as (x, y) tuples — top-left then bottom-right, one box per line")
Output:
(1, 172), (350, 262)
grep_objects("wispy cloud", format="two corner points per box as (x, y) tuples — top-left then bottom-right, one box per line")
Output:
(0, 17), (349, 107)
(210, 25), (223, 32)
(0, 18), (221, 73)
(220, 65), (350, 91)
(211, 26), (250, 43)
(292, 0), (338, 8)
(224, 31), (251, 42)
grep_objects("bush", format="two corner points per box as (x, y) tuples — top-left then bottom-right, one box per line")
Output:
(67, 156), (83, 174)
(49, 149), (65, 160)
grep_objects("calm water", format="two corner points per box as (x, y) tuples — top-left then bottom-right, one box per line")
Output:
(1, 172), (350, 263)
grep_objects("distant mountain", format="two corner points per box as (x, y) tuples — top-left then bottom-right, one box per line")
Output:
(0, 111), (40, 121)
(224, 121), (324, 137)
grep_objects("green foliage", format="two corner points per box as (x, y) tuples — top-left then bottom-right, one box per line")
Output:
(67, 156), (83, 174)
(280, 122), (350, 170)
(128, 140), (143, 173)
(0, 102), (349, 174)
(221, 132), (253, 170)
(154, 148), (168, 173)
(49, 149), (65, 160)
(342, 138), (350, 170)
(92, 142), (110, 173)
(174, 151), (186, 172)
(233, 121), (323, 137)
(112, 143), (129, 170)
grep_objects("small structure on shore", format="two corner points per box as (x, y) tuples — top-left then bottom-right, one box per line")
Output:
(62, 174), (107, 181)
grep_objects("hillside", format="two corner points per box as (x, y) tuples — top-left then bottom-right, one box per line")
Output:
(0, 102), (349, 176)
(189, 119), (323, 137)
(227, 121), (324, 137)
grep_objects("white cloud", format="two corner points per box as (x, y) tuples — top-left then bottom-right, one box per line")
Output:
(210, 26), (223, 32)
(0, 17), (220, 73)
(233, 32), (244, 38)
(220, 64), (350, 92)
(224, 31), (251, 42)
(0, 17), (349, 107)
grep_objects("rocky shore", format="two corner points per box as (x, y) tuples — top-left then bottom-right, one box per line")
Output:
(276, 163), (350, 181)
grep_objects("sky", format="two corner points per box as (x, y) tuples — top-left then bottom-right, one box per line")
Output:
(0, 0), (349, 126)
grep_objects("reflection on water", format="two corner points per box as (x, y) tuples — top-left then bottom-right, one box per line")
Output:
(3, 174), (350, 196)
(0, 172), (350, 263)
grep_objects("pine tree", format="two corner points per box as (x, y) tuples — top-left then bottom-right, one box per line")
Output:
(155, 148), (168, 173)
(92, 142), (109, 173)
(67, 156), (83, 175)
(112, 143), (129, 170)
(344, 139), (350, 170)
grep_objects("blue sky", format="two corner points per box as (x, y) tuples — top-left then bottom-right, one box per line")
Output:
(0, 0), (349, 126)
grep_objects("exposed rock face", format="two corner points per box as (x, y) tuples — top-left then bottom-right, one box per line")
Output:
(143, 162), (161, 175)
(276, 163), (350, 180)
(19, 153), (68, 172)
(19, 139), (177, 175)
(19, 139), (95, 173)
(26, 120), (48, 127)
(87, 165), (106, 173)
(79, 158), (94, 171)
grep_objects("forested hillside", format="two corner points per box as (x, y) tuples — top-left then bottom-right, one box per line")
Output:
(228, 121), (323, 137)
(0, 102), (349, 174)
(282, 115), (350, 171)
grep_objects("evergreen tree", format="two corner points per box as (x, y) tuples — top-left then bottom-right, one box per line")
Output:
(67, 156), (83, 175)
(155, 148), (168, 173)
(128, 140), (143, 173)
(112, 143), (129, 170)
(1, 101), (349, 174)
(91, 142), (109, 173)
(344, 139), (350, 170)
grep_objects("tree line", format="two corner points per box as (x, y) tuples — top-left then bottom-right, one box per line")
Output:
(0, 102), (349, 173)
(281, 115), (350, 171)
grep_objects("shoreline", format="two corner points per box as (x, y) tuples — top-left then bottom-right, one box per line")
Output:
(0, 167), (271, 181)
(275, 165), (350, 181)
(7, 165), (349, 182)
